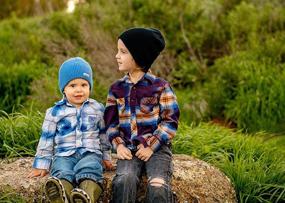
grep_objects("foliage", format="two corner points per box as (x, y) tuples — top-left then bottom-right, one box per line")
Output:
(0, 1), (284, 133)
(176, 87), (209, 125)
(198, 33), (285, 132)
(0, 17), (44, 65)
(0, 61), (45, 112)
(173, 123), (285, 203)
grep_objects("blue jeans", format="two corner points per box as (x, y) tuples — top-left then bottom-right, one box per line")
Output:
(50, 151), (103, 185)
(112, 145), (174, 203)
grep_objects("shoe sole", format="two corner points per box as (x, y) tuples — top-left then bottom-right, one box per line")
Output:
(45, 177), (68, 203)
(71, 188), (91, 203)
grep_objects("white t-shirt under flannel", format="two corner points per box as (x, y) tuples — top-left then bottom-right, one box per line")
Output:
(32, 98), (111, 170)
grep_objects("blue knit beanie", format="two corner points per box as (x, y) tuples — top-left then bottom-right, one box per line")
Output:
(58, 57), (93, 93)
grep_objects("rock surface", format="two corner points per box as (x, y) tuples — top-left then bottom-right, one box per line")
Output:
(0, 154), (236, 203)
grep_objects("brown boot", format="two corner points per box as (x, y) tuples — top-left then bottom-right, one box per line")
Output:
(71, 180), (102, 203)
(45, 177), (73, 203)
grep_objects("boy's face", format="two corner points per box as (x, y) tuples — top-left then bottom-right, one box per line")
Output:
(116, 39), (141, 73)
(63, 78), (90, 108)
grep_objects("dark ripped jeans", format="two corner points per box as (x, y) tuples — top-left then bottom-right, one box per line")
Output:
(112, 145), (174, 203)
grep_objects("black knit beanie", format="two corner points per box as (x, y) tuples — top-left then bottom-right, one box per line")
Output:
(119, 27), (165, 72)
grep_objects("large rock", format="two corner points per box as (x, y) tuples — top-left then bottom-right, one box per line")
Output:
(0, 154), (236, 203)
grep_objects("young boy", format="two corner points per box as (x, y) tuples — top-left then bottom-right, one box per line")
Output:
(28, 57), (113, 203)
(104, 28), (180, 202)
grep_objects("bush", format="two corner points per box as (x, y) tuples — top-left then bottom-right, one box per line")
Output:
(198, 33), (285, 133)
(176, 88), (209, 125)
(226, 1), (285, 52)
(0, 61), (45, 112)
(0, 16), (44, 65)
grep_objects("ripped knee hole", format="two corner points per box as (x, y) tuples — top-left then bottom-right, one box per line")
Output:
(149, 178), (165, 187)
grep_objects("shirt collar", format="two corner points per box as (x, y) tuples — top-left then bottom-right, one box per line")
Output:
(120, 72), (156, 85)
(54, 97), (91, 107)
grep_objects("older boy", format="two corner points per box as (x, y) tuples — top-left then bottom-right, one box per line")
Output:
(104, 28), (180, 202)
(29, 57), (113, 203)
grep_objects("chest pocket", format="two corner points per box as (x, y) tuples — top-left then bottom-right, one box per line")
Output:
(83, 115), (99, 131)
(140, 96), (158, 114)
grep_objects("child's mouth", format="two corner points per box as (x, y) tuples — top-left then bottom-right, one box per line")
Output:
(74, 95), (83, 99)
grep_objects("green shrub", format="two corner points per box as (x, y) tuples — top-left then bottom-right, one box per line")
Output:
(0, 61), (45, 113)
(176, 88), (209, 124)
(227, 1), (285, 52)
(47, 12), (81, 41)
(199, 33), (285, 133)
(173, 123), (285, 202)
(0, 16), (43, 65)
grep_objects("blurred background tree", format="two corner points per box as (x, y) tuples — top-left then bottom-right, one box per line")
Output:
(0, 0), (82, 19)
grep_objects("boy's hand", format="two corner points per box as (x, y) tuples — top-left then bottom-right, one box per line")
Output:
(135, 144), (153, 162)
(103, 160), (115, 171)
(28, 168), (48, 178)
(116, 144), (132, 160)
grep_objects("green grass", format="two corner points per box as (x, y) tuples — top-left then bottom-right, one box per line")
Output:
(0, 110), (43, 158)
(0, 190), (25, 203)
(173, 122), (285, 202)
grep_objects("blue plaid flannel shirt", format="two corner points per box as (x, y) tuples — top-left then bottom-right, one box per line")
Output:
(32, 98), (111, 170)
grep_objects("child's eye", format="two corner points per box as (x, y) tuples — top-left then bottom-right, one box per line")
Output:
(70, 84), (76, 88)
(82, 84), (88, 87)
(120, 49), (127, 54)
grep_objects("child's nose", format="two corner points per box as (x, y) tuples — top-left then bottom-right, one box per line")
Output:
(75, 86), (83, 92)
(115, 53), (120, 59)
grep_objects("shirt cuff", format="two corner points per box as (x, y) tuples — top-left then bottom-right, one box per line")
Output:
(112, 137), (125, 150)
(147, 136), (161, 152)
(32, 157), (51, 170)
